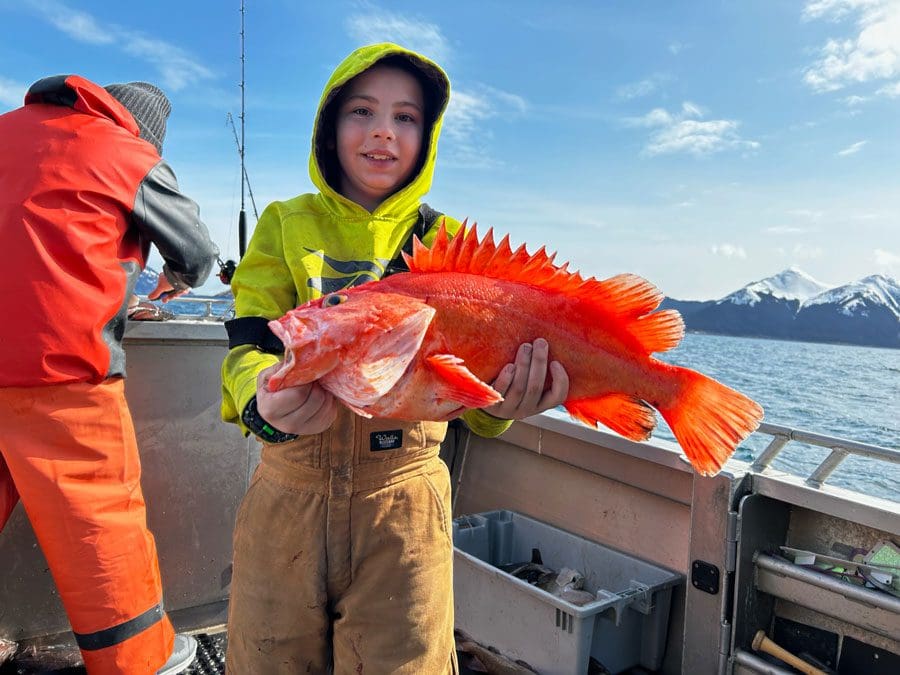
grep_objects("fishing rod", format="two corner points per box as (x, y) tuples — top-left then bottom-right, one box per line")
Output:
(226, 112), (259, 221)
(217, 0), (249, 285)
(238, 0), (247, 258)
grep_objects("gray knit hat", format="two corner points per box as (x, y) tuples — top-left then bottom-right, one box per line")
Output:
(103, 81), (171, 154)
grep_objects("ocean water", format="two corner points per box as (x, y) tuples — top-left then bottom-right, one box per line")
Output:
(654, 334), (899, 502)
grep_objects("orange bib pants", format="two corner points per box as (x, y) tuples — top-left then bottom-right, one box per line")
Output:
(0, 380), (174, 673)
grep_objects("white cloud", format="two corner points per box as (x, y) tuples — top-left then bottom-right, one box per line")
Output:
(486, 87), (529, 115)
(842, 94), (870, 104)
(836, 139), (868, 155)
(21, 0), (212, 91)
(123, 36), (213, 91)
(680, 100), (705, 117)
(627, 102), (759, 157)
(876, 80), (900, 95)
(802, 0), (884, 21)
(874, 248), (900, 265)
(711, 244), (747, 259)
(669, 41), (686, 55)
(628, 107), (674, 127)
(442, 90), (503, 141)
(23, 0), (114, 45)
(441, 86), (526, 169)
(616, 75), (669, 101)
(0, 76), (27, 109)
(345, 11), (450, 66)
(803, 0), (900, 95)
(648, 120), (755, 156)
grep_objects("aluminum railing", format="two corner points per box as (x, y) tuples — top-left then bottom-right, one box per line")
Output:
(750, 421), (900, 489)
(136, 295), (234, 321)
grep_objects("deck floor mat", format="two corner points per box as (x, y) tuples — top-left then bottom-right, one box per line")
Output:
(0, 633), (228, 675)
(185, 632), (226, 674)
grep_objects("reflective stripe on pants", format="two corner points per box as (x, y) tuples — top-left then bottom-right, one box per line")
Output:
(0, 380), (174, 674)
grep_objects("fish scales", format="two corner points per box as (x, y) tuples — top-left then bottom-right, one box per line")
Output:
(384, 271), (664, 403)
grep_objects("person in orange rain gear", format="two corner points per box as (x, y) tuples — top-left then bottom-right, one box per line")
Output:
(220, 43), (570, 673)
(0, 75), (219, 674)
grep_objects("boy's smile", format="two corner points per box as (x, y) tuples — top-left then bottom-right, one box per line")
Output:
(335, 65), (425, 212)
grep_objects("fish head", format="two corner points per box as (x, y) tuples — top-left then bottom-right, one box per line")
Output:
(266, 289), (436, 399)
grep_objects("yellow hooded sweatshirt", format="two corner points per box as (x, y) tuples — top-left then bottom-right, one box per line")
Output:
(221, 43), (511, 438)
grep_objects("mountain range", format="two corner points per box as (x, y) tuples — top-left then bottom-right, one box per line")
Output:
(137, 266), (899, 349)
(661, 268), (900, 349)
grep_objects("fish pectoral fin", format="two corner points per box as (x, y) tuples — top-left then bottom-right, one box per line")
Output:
(426, 354), (503, 408)
(564, 394), (657, 441)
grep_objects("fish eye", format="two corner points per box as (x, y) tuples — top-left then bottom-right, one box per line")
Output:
(322, 293), (348, 307)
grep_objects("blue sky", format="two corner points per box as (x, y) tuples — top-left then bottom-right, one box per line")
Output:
(2, 0), (898, 299)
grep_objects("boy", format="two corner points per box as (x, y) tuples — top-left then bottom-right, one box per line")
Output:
(221, 43), (568, 673)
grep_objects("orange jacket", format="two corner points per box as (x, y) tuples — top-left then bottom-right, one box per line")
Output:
(0, 75), (217, 386)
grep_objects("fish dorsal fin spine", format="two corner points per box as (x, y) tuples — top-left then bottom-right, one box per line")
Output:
(404, 222), (684, 355)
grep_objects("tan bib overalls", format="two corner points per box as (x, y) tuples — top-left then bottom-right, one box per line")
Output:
(226, 407), (457, 674)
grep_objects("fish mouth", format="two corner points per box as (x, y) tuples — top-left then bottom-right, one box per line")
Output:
(266, 315), (340, 390)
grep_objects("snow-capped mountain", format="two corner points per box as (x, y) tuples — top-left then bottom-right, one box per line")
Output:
(662, 269), (900, 349)
(803, 274), (900, 319)
(722, 267), (831, 306)
(791, 275), (900, 347)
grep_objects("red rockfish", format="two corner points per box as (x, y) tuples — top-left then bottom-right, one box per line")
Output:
(268, 224), (764, 476)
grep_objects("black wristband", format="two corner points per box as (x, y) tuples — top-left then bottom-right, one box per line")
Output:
(241, 395), (299, 444)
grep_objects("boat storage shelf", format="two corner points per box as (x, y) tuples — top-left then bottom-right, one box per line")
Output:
(754, 552), (900, 642)
(452, 509), (683, 675)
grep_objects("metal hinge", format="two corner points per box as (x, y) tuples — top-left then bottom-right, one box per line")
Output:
(718, 620), (733, 674)
(725, 510), (740, 573)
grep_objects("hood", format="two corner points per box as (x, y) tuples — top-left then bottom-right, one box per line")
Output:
(24, 74), (142, 139)
(309, 43), (451, 218)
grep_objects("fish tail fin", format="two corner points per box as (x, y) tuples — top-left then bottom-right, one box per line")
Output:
(657, 366), (764, 476)
(564, 393), (657, 441)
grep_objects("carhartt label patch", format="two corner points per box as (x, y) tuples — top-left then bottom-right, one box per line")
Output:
(370, 430), (403, 451)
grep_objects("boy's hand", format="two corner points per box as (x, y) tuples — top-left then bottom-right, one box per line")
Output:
(483, 338), (569, 420)
(256, 363), (337, 436)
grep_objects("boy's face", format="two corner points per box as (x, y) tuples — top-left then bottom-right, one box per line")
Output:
(334, 65), (425, 212)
